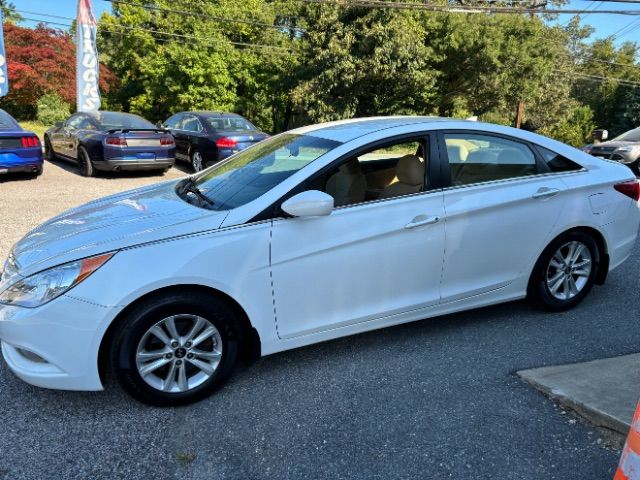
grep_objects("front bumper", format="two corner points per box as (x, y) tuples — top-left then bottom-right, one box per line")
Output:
(0, 295), (119, 391)
(93, 157), (175, 172)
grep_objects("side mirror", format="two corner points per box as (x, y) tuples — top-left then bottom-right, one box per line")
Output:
(55, 121), (63, 128)
(281, 190), (334, 218)
(591, 129), (608, 143)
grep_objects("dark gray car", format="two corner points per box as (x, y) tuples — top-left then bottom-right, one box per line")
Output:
(589, 127), (640, 174)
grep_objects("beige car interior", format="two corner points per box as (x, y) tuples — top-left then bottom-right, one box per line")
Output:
(325, 158), (368, 207)
(321, 142), (427, 207)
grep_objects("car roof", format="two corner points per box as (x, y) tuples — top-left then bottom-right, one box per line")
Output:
(290, 116), (462, 142)
(186, 111), (244, 118)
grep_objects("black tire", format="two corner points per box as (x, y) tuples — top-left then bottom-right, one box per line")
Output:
(44, 136), (56, 161)
(629, 158), (640, 176)
(190, 149), (205, 172)
(527, 231), (600, 311)
(109, 291), (241, 406)
(78, 146), (95, 177)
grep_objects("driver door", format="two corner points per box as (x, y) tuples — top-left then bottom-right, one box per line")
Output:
(270, 135), (446, 340)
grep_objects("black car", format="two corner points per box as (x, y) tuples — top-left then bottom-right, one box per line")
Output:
(161, 111), (268, 172)
(44, 111), (176, 177)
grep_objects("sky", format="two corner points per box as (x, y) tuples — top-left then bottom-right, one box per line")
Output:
(9, 0), (640, 45)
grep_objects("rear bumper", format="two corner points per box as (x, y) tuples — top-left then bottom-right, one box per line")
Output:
(93, 157), (175, 171)
(0, 151), (43, 173)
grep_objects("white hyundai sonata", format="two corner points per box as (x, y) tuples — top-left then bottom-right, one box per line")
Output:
(1, 117), (638, 405)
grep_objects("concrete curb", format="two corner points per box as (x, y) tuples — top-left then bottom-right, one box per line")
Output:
(518, 353), (640, 435)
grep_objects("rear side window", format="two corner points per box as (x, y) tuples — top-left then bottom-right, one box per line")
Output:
(538, 146), (583, 172)
(444, 133), (538, 186)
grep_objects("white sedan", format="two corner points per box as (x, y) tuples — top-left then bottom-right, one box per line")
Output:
(1, 117), (638, 406)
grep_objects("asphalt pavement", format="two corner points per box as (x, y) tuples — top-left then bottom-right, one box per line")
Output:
(0, 162), (639, 479)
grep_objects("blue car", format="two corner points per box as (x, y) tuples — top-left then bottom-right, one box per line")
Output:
(44, 111), (176, 177)
(161, 112), (268, 172)
(0, 109), (43, 177)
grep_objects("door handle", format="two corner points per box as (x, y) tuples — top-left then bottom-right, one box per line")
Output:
(532, 187), (560, 200)
(405, 215), (440, 229)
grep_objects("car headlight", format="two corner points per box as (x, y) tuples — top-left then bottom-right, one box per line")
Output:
(0, 252), (114, 308)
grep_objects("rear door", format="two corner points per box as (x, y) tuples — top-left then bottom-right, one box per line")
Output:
(438, 131), (566, 302)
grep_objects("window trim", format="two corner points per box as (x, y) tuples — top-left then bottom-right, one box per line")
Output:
(436, 129), (552, 189)
(251, 131), (440, 222)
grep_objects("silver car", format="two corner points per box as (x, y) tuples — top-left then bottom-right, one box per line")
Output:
(589, 127), (640, 174)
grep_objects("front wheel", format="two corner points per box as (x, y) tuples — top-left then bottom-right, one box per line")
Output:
(44, 137), (56, 161)
(527, 231), (600, 311)
(110, 292), (241, 406)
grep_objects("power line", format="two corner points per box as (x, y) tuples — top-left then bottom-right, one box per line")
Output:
(301, 0), (640, 15)
(18, 17), (298, 55)
(102, 0), (305, 33)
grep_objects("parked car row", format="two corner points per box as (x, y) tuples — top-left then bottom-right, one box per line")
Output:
(0, 108), (268, 179)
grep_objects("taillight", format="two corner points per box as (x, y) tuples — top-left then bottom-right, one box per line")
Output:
(106, 136), (127, 146)
(215, 137), (237, 149)
(614, 180), (640, 201)
(21, 136), (40, 148)
(160, 136), (174, 146)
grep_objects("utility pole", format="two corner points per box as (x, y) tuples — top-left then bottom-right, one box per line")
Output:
(515, 101), (525, 129)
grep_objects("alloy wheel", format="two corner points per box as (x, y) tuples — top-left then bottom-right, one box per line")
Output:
(545, 240), (592, 301)
(135, 314), (223, 393)
(191, 151), (204, 172)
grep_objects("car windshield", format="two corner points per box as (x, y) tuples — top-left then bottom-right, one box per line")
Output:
(0, 110), (18, 129)
(613, 129), (640, 142)
(188, 133), (341, 210)
(203, 115), (256, 131)
(96, 112), (155, 130)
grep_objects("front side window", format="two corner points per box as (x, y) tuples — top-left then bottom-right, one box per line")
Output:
(444, 133), (537, 186)
(188, 134), (341, 210)
(164, 114), (182, 129)
(66, 115), (84, 129)
(181, 115), (203, 133)
(310, 138), (428, 208)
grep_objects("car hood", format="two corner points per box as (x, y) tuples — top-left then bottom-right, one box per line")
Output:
(8, 180), (229, 278)
(592, 140), (638, 149)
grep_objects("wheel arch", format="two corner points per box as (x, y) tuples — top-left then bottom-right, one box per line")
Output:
(530, 225), (609, 288)
(97, 284), (261, 385)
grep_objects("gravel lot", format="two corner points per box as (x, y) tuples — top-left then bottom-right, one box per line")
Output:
(0, 158), (187, 262)
(0, 158), (638, 479)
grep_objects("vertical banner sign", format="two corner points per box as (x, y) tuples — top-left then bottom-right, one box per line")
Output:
(0, 9), (9, 97)
(76, 0), (101, 112)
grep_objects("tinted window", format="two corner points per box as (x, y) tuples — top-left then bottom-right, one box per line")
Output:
(96, 112), (155, 130)
(0, 110), (18, 129)
(538, 146), (582, 172)
(164, 114), (182, 129)
(190, 134), (340, 210)
(444, 134), (537, 186)
(204, 115), (256, 131)
(181, 115), (203, 133)
(66, 115), (84, 129)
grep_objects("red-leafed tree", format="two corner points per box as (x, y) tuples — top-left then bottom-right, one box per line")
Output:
(0, 23), (116, 117)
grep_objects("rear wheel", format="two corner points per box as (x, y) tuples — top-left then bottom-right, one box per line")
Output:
(190, 150), (204, 172)
(44, 137), (56, 161)
(527, 231), (600, 311)
(110, 292), (241, 406)
(78, 146), (95, 177)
